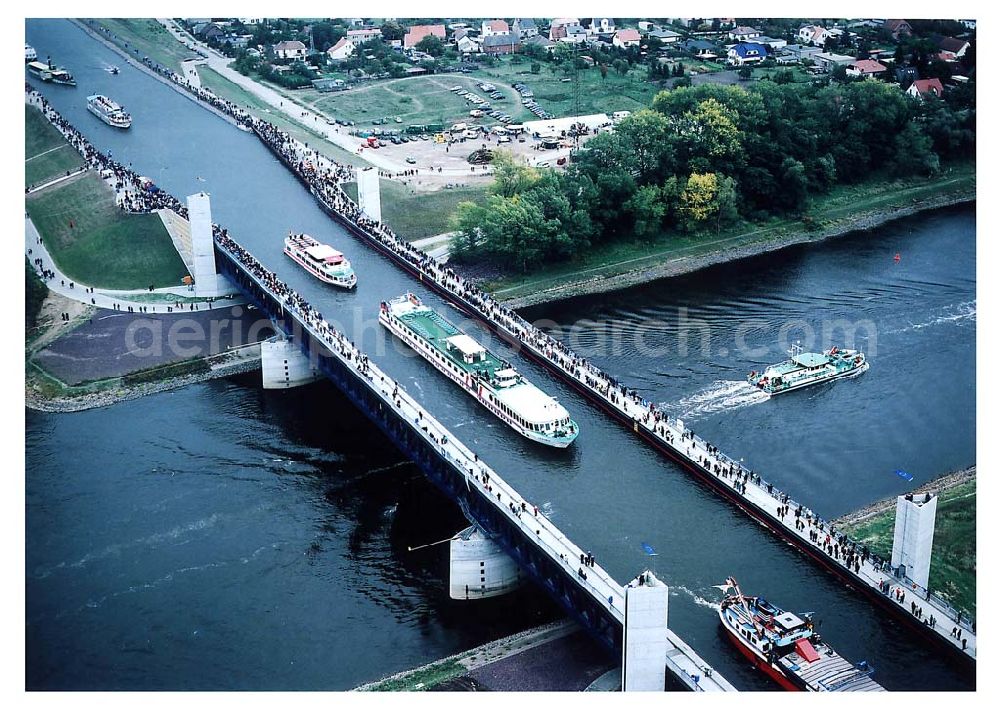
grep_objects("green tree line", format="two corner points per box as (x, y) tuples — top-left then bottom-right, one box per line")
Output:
(451, 78), (975, 272)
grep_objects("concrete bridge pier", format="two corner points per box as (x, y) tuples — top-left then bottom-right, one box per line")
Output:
(188, 191), (236, 298)
(622, 571), (669, 692)
(261, 334), (321, 389)
(357, 167), (382, 223)
(449, 524), (523, 600)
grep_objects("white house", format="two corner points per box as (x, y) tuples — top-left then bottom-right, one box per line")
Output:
(327, 37), (355, 61)
(798, 25), (831, 47)
(347, 28), (383, 43)
(273, 40), (307, 60)
(481, 19), (510, 37)
(589, 18), (615, 34)
(728, 26), (761, 42)
(513, 19), (538, 38)
(457, 36), (481, 54)
(613, 28), (641, 48)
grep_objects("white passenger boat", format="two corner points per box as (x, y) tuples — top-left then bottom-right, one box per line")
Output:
(87, 94), (132, 128)
(380, 293), (578, 448)
(283, 232), (357, 288)
(748, 344), (868, 395)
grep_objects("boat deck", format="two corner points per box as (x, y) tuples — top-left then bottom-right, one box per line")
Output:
(396, 307), (506, 379)
(783, 650), (885, 692)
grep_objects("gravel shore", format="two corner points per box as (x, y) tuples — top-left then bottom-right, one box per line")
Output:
(500, 192), (975, 309)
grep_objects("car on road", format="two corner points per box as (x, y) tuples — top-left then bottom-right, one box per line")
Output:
(406, 156), (416, 164)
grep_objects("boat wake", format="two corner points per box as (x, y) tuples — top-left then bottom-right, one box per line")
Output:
(671, 585), (722, 612)
(888, 300), (976, 334)
(660, 380), (770, 421)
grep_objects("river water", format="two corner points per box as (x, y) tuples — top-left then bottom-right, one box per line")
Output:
(26, 20), (976, 691)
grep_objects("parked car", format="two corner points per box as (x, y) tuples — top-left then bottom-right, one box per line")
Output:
(406, 156), (417, 164)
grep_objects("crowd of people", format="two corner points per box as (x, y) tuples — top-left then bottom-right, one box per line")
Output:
(28, 42), (975, 641)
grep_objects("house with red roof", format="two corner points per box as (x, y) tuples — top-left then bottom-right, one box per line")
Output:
(797, 24), (832, 47)
(846, 59), (888, 77)
(481, 19), (510, 37)
(613, 28), (641, 49)
(326, 37), (355, 61)
(403, 24), (446, 49)
(884, 19), (913, 40)
(272, 40), (307, 60)
(906, 78), (945, 99)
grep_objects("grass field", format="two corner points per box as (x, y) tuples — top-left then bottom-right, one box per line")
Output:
(91, 18), (199, 74)
(26, 172), (188, 289)
(25, 105), (82, 187)
(343, 180), (487, 240)
(842, 480), (976, 616)
(487, 162), (977, 299)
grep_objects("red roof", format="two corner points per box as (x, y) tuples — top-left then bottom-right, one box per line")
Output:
(487, 19), (509, 32)
(616, 29), (641, 42)
(911, 78), (944, 97)
(850, 59), (887, 73)
(939, 37), (969, 53)
(404, 24), (446, 48)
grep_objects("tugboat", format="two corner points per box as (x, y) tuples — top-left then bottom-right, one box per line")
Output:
(87, 94), (132, 128)
(283, 232), (357, 288)
(380, 293), (578, 448)
(717, 578), (884, 691)
(26, 57), (76, 86)
(748, 343), (868, 395)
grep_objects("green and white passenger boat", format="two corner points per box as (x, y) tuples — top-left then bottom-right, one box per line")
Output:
(748, 344), (868, 395)
(380, 293), (579, 448)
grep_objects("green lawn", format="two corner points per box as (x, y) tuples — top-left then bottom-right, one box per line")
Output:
(343, 180), (486, 240)
(25, 105), (82, 187)
(842, 480), (976, 616)
(26, 172), (188, 289)
(487, 162), (977, 299)
(90, 18), (200, 74)
(474, 57), (660, 118)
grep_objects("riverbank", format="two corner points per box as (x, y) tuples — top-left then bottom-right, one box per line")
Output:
(833, 466), (976, 615)
(356, 620), (616, 692)
(492, 176), (975, 309)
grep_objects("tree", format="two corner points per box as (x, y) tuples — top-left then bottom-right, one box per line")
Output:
(613, 58), (629, 76)
(891, 123), (940, 177)
(380, 21), (406, 42)
(416, 34), (445, 57)
(778, 158), (809, 211)
(625, 184), (666, 237)
(490, 150), (539, 198)
(715, 174), (739, 227)
(680, 172), (719, 230)
(614, 109), (678, 183)
(311, 22), (344, 53)
(682, 98), (744, 174)
(531, 61), (541, 74)
(599, 63), (608, 81)
(738, 65), (753, 81)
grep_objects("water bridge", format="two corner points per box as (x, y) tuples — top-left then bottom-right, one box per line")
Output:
(213, 234), (735, 692)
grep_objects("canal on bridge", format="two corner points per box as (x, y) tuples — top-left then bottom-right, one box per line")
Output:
(26, 19), (974, 691)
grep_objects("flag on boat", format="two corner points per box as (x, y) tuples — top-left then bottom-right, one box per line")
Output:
(641, 542), (657, 556)
(895, 469), (914, 482)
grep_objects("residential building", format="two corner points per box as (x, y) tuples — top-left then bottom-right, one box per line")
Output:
(482, 33), (520, 55)
(728, 26), (761, 42)
(513, 19), (538, 38)
(883, 19), (913, 40)
(589, 18), (616, 34)
(756, 35), (787, 50)
(906, 77), (944, 99)
(347, 28), (383, 43)
(727, 42), (768, 66)
(403, 24), (446, 49)
(681, 39), (718, 59)
(272, 40), (307, 60)
(522, 34), (556, 52)
(813, 51), (854, 72)
(648, 27), (681, 43)
(327, 37), (355, 61)
(798, 24), (831, 47)
(552, 23), (587, 43)
(781, 44), (821, 61)
(613, 28), (641, 49)
(845, 59), (888, 77)
(895, 66), (919, 85)
(456, 36), (481, 54)
(938, 37), (970, 60)
(482, 19), (510, 37)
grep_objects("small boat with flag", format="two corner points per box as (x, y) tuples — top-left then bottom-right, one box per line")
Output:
(283, 232), (357, 288)
(380, 293), (578, 448)
(748, 343), (868, 395)
(27, 58), (76, 86)
(717, 578), (884, 692)
(87, 94), (132, 128)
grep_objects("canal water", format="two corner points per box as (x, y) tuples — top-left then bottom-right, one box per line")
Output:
(26, 20), (975, 691)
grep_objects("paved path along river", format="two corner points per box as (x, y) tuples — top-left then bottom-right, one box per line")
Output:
(25, 19), (975, 691)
